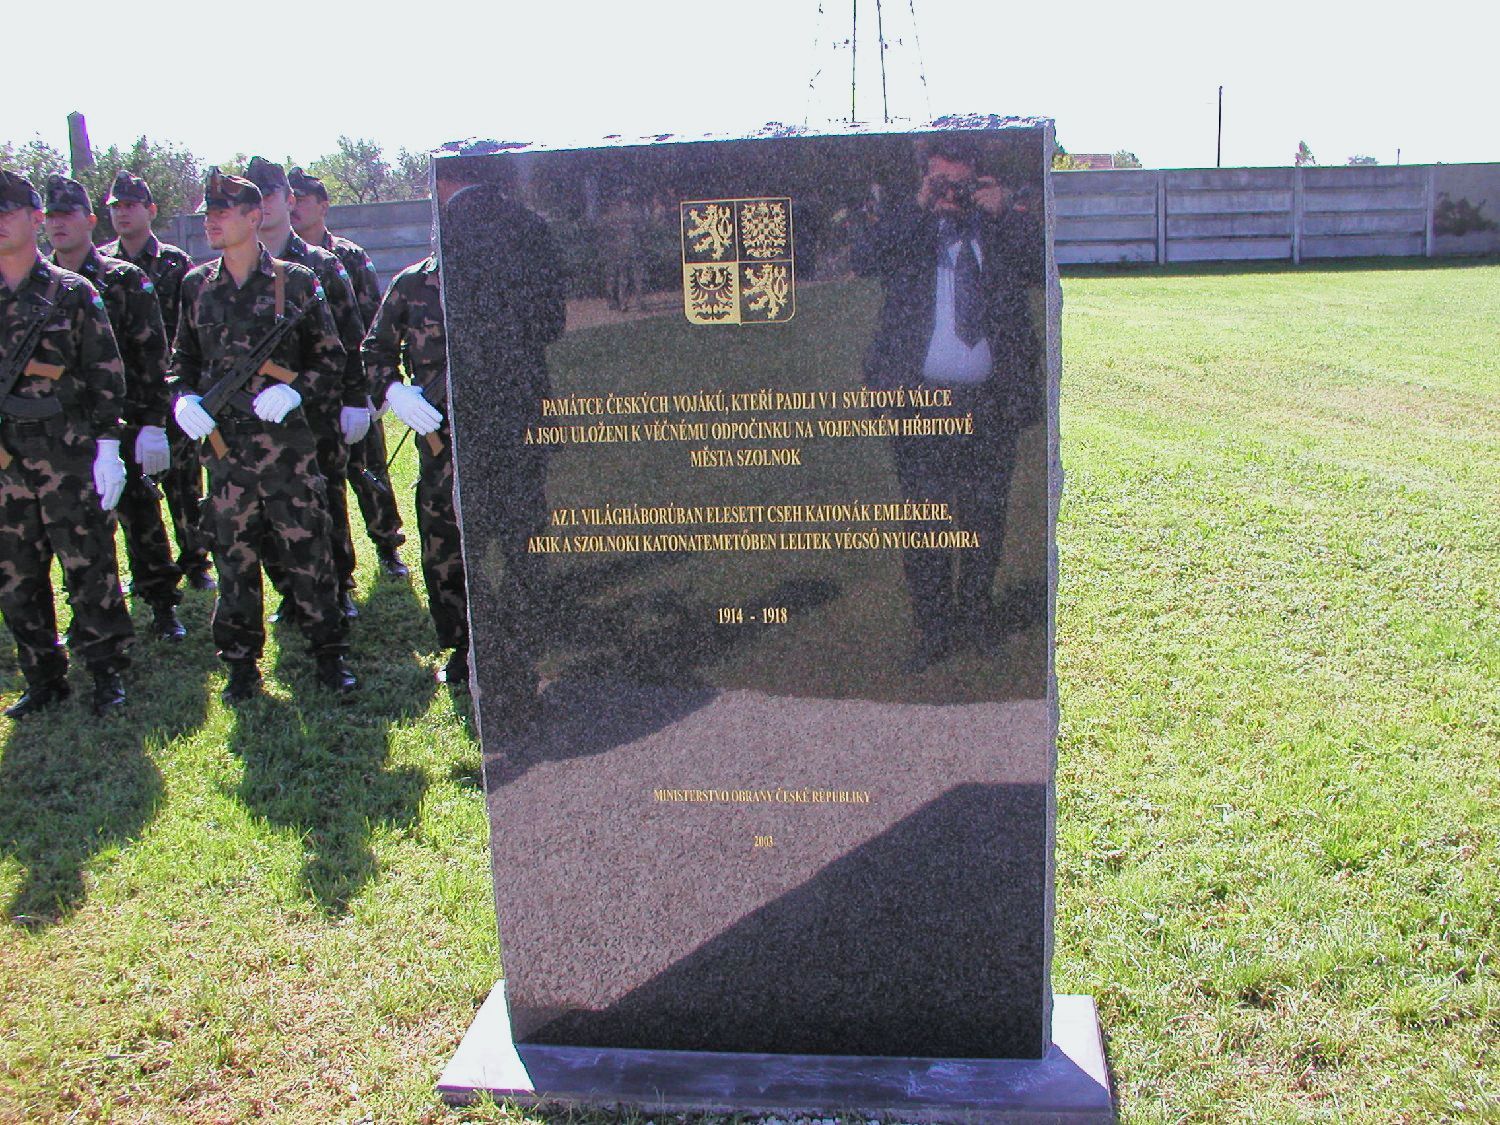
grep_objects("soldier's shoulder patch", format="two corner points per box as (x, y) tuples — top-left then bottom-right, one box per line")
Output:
(335, 264), (349, 280)
(141, 276), (155, 293)
(91, 292), (106, 312)
(313, 281), (326, 300)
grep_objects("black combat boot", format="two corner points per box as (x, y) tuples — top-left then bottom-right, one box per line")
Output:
(221, 661), (262, 705)
(377, 546), (409, 579)
(4, 677), (71, 719)
(186, 565), (217, 591)
(315, 654), (358, 694)
(437, 649), (469, 688)
(152, 603), (187, 642)
(269, 597), (300, 627)
(91, 671), (127, 717)
(339, 591), (359, 619)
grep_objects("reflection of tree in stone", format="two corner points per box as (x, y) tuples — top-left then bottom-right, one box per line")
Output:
(688, 265), (737, 320)
(738, 199), (788, 258)
(685, 204), (735, 260)
(1433, 193), (1497, 237)
(742, 263), (791, 320)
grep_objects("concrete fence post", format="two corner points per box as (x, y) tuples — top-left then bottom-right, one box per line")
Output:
(1424, 166), (1437, 258)
(1155, 171), (1168, 265)
(1291, 167), (1304, 265)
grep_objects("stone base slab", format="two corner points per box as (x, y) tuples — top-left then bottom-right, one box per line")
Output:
(439, 983), (1114, 1123)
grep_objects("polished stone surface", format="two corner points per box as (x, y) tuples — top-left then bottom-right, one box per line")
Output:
(437, 117), (1070, 1073)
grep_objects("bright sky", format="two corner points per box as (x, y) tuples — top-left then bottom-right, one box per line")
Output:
(8, 0), (1496, 173)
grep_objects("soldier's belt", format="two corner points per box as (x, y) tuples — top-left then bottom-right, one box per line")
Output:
(3, 417), (65, 436)
(0, 411), (65, 469)
(0, 394), (63, 421)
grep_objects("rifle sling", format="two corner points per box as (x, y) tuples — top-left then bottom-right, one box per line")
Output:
(200, 262), (301, 416)
(0, 277), (64, 423)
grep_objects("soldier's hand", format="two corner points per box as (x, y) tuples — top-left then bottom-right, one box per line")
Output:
(93, 439), (127, 511)
(385, 381), (443, 436)
(340, 405), (372, 445)
(173, 395), (217, 441)
(135, 425), (171, 475)
(252, 384), (303, 424)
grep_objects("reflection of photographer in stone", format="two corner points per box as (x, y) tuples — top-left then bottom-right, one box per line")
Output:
(853, 137), (1043, 671)
(440, 179), (567, 720)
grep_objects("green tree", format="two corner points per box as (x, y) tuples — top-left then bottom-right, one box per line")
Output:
(1347, 154), (1379, 166)
(309, 136), (392, 205)
(391, 147), (431, 201)
(1052, 141), (1082, 171)
(79, 136), (204, 236)
(1294, 141), (1317, 167)
(0, 136), (68, 190)
(1112, 150), (1143, 169)
(3, 133), (203, 239)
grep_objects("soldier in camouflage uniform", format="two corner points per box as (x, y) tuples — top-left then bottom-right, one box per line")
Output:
(99, 170), (212, 590)
(242, 158), (369, 621)
(288, 166), (407, 579)
(171, 170), (356, 702)
(44, 176), (186, 642)
(0, 170), (133, 717)
(362, 254), (469, 686)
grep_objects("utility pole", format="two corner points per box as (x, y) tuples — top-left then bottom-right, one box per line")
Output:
(1216, 86), (1223, 168)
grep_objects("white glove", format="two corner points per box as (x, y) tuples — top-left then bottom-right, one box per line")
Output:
(340, 404), (371, 445)
(385, 381), (443, 435)
(135, 425), (171, 475)
(173, 394), (217, 440)
(253, 383), (302, 423)
(93, 438), (126, 511)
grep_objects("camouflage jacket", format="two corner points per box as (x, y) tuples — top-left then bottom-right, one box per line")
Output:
(53, 246), (170, 427)
(99, 233), (192, 344)
(0, 255), (127, 440)
(362, 256), (446, 398)
(317, 229), (381, 328)
(274, 232), (368, 408)
(171, 247), (344, 421)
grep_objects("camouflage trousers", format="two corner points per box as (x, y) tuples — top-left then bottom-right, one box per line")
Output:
(163, 425), (208, 572)
(117, 424), (183, 608)
(416, 431), (468, 650)
(264, 424), (355, 596)
(0, 421), (133, 683)
(459, 438), (547, 703)
(347, 416), (405, 552)
(202, 417), (347, 663)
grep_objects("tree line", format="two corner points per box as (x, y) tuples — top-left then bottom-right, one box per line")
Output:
(0, 133), (429, 234)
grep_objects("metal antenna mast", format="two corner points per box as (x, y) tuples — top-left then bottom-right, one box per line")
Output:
(876, 0), (891, 123)
(850, 0), (858, 123)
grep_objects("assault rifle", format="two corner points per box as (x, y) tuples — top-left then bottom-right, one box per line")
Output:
(0, 277), (65, 469)
(367, 375), (447, 491)
(197, 276), (309, 458)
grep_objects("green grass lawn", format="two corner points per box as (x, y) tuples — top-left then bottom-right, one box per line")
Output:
(1, 260), (1496, 1123)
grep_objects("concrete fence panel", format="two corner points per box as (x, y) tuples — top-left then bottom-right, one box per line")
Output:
(160, 164), (1498, 273)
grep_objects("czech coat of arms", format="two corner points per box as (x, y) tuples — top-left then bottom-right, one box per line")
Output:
(680, 197), (795, 325)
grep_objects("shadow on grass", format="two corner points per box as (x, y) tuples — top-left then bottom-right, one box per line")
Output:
(0, 600), (217, 928)
(238, 573), (435, 915)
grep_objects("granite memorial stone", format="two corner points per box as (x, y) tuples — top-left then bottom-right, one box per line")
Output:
(435, 117), (1110, 1120)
